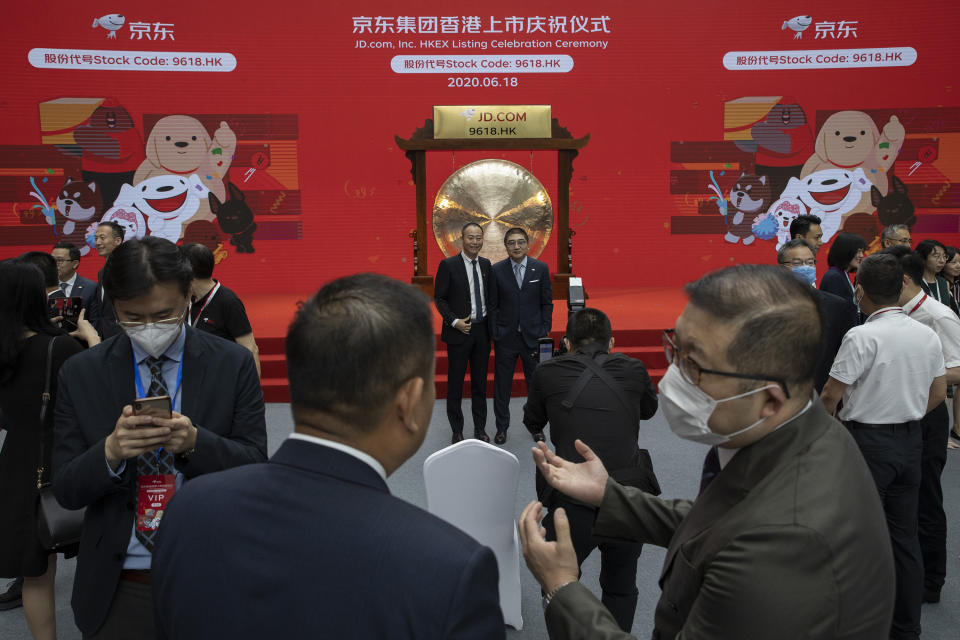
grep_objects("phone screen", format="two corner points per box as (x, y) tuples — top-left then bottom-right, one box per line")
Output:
(539, 340), (553, 362)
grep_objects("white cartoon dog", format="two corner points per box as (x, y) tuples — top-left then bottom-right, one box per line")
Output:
(768, 168), (872, 246)
(116, 174), (210, 243)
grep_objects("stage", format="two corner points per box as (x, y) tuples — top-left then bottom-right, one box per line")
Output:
(248, 286), (685, 402)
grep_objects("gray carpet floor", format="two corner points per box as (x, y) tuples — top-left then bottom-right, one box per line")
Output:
(2, 399), (958, 638)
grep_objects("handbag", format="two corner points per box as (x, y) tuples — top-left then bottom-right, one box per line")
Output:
(35, 335), (85, 551)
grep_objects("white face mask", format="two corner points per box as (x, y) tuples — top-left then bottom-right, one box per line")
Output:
(122, 307), (186, 358)
(658, 364), (775, 446)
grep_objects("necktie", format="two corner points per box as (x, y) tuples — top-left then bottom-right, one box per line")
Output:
(514, 262), (524, 288)
(471, 260), (483, 321)
(697, 446), (722, 496)
(59, 282), (68, 294)
(135, 356), (177, 552)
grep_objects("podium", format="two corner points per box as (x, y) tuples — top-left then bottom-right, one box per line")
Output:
(395, 118), (589, 300)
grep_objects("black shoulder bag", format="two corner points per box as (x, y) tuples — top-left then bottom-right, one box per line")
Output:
(35, 336), (85, 551)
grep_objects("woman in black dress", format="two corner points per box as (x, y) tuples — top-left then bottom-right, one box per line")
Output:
(0, 260), (97, 639)
(819, 232), (865, 304)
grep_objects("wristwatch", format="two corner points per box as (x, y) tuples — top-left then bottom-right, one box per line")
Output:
(176, 426), (199, 463)
(542, 581), (575, 610)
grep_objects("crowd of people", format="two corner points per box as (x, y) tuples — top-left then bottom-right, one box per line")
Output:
(0, 218), (956, 640)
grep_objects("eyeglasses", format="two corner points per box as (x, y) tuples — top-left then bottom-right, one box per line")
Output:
(931, 251), (947, 260)
(890, 237), (912, 246)
(780, 259), (816, 267)
(505, 239), (528, 247)
(662, 329), (790, 398)
(117, 306), (187, 332)
(52, 258), (76, 264)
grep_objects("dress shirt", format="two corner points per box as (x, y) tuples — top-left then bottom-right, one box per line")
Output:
(717, 398), (813, 468)
(512, 256), (528, 288)
(904, 289), (960, 369)
(287, 433), (387, 482)
(830, 307), (945, 423)
(60, 272), (77, 297)
(105, 325), (187, 569)
(451, 252), (486, 329)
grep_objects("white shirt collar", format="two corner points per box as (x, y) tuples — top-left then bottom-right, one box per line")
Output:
(63, 272), (77, 287)
(865, 306), (904, 322)
(287, 433), (387, 482)
(717, 397), (814, 468)
(460, 252), (480, 266)
(904, 289), (925, 313)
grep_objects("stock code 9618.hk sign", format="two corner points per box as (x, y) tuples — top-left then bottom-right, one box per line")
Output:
(434, 105), (551, 138)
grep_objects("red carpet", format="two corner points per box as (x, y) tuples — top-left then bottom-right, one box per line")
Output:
(248, 287), (687, 402)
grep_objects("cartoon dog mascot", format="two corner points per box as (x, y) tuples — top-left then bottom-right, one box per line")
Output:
(115, 174), (210, 243)
(801, 111), (905, 215)
(769, 168), (873, 246)
(134, 115), (236, 222)
(724, 174), (771, 245)
(54, 178), (102, 255)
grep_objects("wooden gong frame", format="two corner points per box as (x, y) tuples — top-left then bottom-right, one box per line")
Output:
(395, 117), (589, 300)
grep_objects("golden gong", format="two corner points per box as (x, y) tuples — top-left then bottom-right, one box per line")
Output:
(432, 159), (553, 264)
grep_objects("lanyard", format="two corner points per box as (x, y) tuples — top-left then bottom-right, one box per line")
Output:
(188, 282), (220, 327)
(925, 280), (941, 302)
(908, 294), (927, 316)
(867, 307), (901, 322)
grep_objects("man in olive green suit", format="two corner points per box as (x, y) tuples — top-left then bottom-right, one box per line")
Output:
(519, 265), (895, 639)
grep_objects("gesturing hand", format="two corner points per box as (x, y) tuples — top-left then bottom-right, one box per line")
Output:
(456, 317), (472, 334)
(150, 411), (198, 455)
(532, 439), (609, 508)
(518, 501), (580, 595)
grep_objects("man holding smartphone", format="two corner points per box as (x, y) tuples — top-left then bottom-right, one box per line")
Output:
(52, 237), (267, 639)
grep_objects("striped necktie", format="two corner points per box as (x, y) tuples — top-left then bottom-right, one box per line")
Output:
(134, 356), (177, 551)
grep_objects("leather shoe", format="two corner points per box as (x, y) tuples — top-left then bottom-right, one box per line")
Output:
(451, 432), (464, 444)
(532, 431), (545, 443)
(494, 430), (507, 445)
(923, 588), (941, 604)
(0, 577), (23, 611)
(474, 430), (490, 443)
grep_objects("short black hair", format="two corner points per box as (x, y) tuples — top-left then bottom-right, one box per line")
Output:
(18, 251), (59, 288)
(879, 245), (924, 285)
(684, 265), (821, 391)
(566, 308), (612, 351)
(181, 243), (215, 280)
(102, 237), (193, 301)
(915, 239), (945, 263)
(826, 232), (866, 270)
(856, 254), (903, 305)
(97, 220), (125, 240)
(776, 238), (814, 264)
(504, 227), (529, 244)
(285, 273), (435, 431)
(461, 222), (483, 236)
(790, 214), (822, 238)
(52, 241), (81, 262)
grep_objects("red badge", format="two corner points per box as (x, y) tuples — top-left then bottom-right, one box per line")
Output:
(136, 474), (176, 531)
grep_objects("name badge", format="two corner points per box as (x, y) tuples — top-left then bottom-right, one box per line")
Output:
(136, 474), (176, 531)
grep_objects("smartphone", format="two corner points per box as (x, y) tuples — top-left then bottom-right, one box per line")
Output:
(133, 395), (172, 420)
(47, 296), (84, 331)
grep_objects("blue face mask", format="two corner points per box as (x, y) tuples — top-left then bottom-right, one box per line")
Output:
(791, 265), (817, 287)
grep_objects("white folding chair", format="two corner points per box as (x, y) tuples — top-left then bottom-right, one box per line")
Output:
(423, 439), (523, 630)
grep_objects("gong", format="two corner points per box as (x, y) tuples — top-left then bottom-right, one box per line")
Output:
(432, 159), (553, 263)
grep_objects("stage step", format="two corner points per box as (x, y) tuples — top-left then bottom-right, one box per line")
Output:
(257, 330), (667, 402)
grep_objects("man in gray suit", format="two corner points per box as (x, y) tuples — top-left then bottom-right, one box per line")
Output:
(519, 264), (895, 639)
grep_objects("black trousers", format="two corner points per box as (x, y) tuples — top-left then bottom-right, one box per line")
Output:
(85, 579), (154, 640)
(543, 497), (642, 633)
(919, 401), (949, 594)
(846, 421), (923, 640)
(493, 330), (537, 432)
(445, 321), (489, 433)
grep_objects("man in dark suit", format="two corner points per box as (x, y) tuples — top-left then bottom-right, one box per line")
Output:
(52, 237), (267, 639)
(776, 239), (858, 392)
(488, 227), (553, 444)
(519, 265), (895, 639)
(52, 241), (98, 309)
(523, 308), (659, 633)
(90, 220), (125, 338)
(435, 222), (493, 443)
(151, 273), (505, 640)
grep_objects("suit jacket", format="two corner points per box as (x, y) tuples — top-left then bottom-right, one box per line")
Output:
(523, 344), (660, 503)
(435, 253), (492, 345)
(52, 328), (267, 635)
(71, 274), (98, 312)
(819, 266), (855, 304)
(151, 439), (505, 639)
(544, 400), (895, 640)
(488, 256), (553, 348)
(814, 289), (858, 393)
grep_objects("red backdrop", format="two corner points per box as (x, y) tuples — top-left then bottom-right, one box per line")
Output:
(2, 0), (958, 294)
